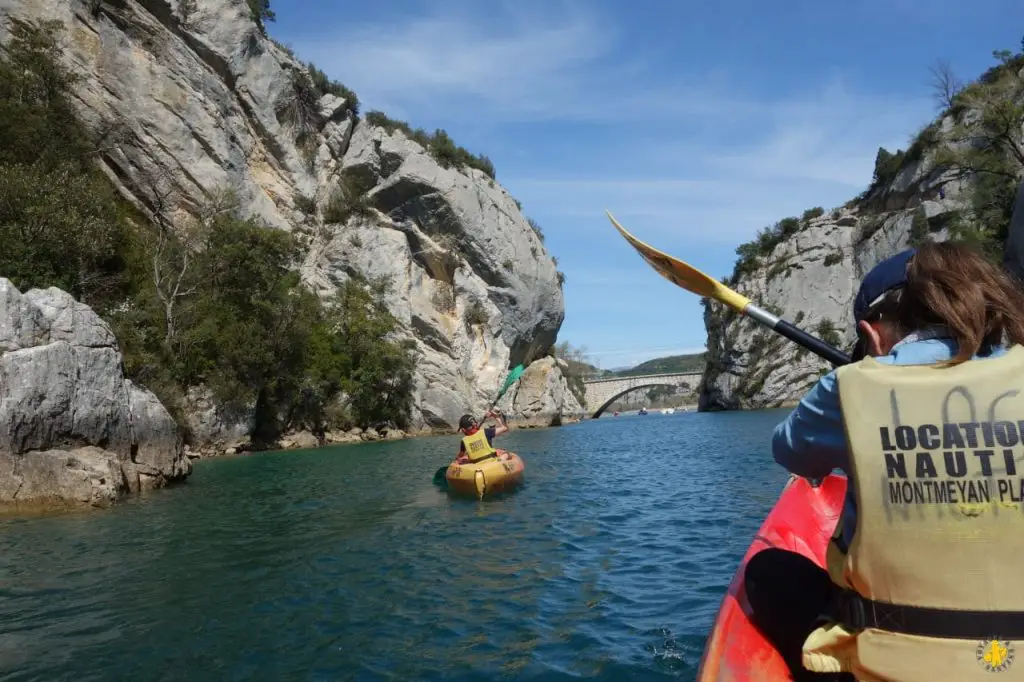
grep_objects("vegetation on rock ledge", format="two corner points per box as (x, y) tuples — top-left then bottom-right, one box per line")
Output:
(0, 19), (417, 443)
(726, 36), (1024, 285)
(364, 110), (496, 179)
(551, 341), (590, 407)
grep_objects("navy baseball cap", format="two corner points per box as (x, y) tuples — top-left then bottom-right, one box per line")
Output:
(853, 248), (915, 323)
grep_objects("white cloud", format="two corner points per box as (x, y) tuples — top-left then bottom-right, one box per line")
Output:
(583, 345), (709, 369)
(506, 173), (859, 246)
(500, 79), (935, 245)
(708, 82), (934, 187)
(286, 0), (935, 141)
(286, 1), (753, 124)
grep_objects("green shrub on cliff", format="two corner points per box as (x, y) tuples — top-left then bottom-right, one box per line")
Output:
(928, 46), (1024, 261)
(802, 207), (825, 222)
(324, 173), (375, 224)
(248, 0), (275, 33)
(527, 217), (545, 242)
(728, 37), (1024, 284)
(871, 147), (905, 187)
(552, 340), (591, 406)
(364, 110), (496, 179)
(728, 215), (804, 283)
(815, 318), (842, 348)
(0, 18), (417, 441)
(0, 19), (136, 304)
(306, 63), (359, 115)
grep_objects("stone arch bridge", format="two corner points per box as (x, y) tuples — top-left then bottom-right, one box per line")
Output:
(583, 372), (703, 418)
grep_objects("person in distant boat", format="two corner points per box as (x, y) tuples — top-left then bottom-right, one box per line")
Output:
(747, 241), (1024, 682)
(454, 410), (508, 464)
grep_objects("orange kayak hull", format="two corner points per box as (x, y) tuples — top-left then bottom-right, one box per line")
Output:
(696, 473), (847, 681)
(445, 450), (525, 499)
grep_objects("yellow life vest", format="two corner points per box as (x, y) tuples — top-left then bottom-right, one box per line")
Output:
(461, 428), (496, 463)
(801, 344), (1024, 681)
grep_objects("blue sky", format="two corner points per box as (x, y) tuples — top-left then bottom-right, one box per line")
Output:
(271, 0), (1020, 369)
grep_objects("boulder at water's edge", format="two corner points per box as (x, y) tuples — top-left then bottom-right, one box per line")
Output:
(0, 279), (191, 509)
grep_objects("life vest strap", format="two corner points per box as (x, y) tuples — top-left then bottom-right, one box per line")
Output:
(467, 452), (498, 463)
(834, 588), (1024, 639)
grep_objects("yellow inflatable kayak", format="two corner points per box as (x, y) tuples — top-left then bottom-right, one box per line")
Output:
(445, 450), (525, 499)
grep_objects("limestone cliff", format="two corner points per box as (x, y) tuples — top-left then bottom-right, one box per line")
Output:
(0, 0), (576, 437)
(0, 279), (191, 508)
(700, 53), (1024, 410)
(699, 204), (924, 410)
(497, 357), (584, 427)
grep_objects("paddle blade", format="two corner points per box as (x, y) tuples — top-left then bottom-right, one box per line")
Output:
(497, 364), (525, 399)
(606, 211), (752, 314)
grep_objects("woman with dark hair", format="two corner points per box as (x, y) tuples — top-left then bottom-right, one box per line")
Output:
(747, 240), (1024, 681)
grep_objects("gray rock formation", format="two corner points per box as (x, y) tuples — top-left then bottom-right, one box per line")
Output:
(0, 279), (191, 508)
(699, 116), (977, 410)
(182, 384), (254, 456)
(0, 0), (574, 439)
(496, 357), (585, 427)
(302, 122), (564, 429)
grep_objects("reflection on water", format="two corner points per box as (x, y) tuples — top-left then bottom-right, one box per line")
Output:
(0, 409), (792, 681)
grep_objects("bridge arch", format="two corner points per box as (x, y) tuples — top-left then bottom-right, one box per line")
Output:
(590, 382), (687, 418)
(583, 371), (702, 419)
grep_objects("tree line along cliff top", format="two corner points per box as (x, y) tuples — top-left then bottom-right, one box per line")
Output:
(248, 0), (496, 181)
(253, 0), (554, 269)
(726, 39), (1024, 286)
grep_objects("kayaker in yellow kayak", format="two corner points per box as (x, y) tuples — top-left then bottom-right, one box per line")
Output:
(455, 410), (508, 464)
(746, 241), (1024, 681)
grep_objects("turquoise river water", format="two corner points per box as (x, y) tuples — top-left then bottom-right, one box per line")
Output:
(0, 408), (796, 681)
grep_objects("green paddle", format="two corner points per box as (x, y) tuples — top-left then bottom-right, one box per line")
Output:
(432, 364), (526, 486)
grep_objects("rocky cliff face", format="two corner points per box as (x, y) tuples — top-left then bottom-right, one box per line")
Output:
(497, 357), (584, 427)
(699, 118), (978, 410)
(0, 279), (191, 508)
(0, 0), (575, 435)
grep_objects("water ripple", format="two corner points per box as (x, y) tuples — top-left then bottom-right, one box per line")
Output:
(0, 409), (791, 681)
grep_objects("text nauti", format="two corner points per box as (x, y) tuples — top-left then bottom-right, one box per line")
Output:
(878, 421), (1024, 506)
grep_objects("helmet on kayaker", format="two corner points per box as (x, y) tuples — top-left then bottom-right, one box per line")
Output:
(852, 248), (915, 324)
(850, 248), (915, 361)
(457, 414), (477, 433)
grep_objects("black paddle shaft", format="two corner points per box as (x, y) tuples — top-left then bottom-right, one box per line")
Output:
(773, 319), (852, 367)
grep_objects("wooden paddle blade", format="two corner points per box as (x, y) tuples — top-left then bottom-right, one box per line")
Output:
(605, 211), (752, 313)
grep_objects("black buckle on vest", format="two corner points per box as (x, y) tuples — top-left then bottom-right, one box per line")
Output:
(835, 589), (866, 630)
(833, 589), (1024, 639)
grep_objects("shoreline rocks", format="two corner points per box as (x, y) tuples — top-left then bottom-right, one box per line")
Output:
(0, 279), (192, 510)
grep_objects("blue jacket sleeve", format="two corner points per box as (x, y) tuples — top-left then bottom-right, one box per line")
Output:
(771, 370), (849, 479)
